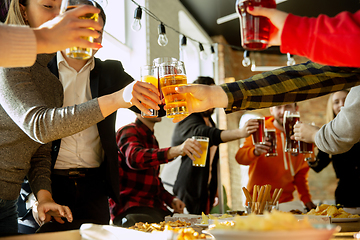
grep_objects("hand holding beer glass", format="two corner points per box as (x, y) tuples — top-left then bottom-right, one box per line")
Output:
(251, 117), (265, 145)
(60, 0), (99, 60)
(192, 136), (209, 167)
(283, 111), (300, 153)
(140, 65), (158, 118)
(265, 129), (277, 157)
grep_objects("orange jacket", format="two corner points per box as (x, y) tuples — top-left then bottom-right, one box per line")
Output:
(235, 116), (313, 205)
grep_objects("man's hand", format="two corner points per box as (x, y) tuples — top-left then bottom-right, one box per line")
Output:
(170, 84), (228, 123)
(36, 190), (73, 224)
(253, 142), (271, 156)
(168, 138), (202, 160)
(240, 119), (260, 138)
(247, 7), (289, 47)
(171, 198), (185, 213)
(34, 5), (102, 54)
(293, 122), (319, 143)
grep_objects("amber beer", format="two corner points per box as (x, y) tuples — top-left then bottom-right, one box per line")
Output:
(251, 117), (265, 144)
(61, 0), (98, 60)
(192, 136), (209, 167)
(265, 129), (277, 157)
(283, 111), (300, 153)
(159, 62), (188, 118)
(299, 141), (314, 154)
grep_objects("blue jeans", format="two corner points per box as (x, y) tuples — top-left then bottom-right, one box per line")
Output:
(0, 198), (18, 236)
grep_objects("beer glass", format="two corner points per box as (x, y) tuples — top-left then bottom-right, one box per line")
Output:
(298, 122), (314, 154)
(265, 129), (277, 157)
(159, 61), (189, 118)
(140, 65), (158, 118)
(192, 136), (209, 167)
(60, 0), (98, 60)
(236, 0), (276, 50)
(283, 111), (300, 153)
(152, 57), (178, 117)
(251, 117), (265, 144)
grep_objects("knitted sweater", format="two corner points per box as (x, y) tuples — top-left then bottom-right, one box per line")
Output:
(0, 24), (36, 68)
(0, 54), (104, 200)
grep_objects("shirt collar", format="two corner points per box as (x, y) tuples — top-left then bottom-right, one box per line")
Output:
(56, 51), (95, 72)
(135, 118), (154, 134)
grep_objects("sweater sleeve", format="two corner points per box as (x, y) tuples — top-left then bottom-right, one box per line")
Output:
(315, 86), (360, 154)
(0, 24), (36, 67)
(235, 135), (260, 165)
(281, 11), (360, 67)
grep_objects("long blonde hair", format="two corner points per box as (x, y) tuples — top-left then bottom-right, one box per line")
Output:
(5, 0), (27, 25)
(325, 90), (350, 123)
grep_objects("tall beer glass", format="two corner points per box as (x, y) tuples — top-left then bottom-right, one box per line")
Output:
(152, 57), (177, 117)
(283, 111), (300, 153)
(140, 65), (158, 118)
(265, 128), (277, 157)
(60, 0), (98, 60)
(192, 136), (209, 167)
(251, 117), (265, 144)
(159, 61), (188, 118)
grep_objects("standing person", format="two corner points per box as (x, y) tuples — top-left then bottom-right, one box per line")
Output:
(0, 0), (158, 235)
(297, 90), (360, 207)
(1, 3), (103, 67)
(109, 114), (200, 228)
(172, 76), (258, 215)
(236, 104), (316, 211)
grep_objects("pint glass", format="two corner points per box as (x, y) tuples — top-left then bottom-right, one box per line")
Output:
(265, 129), (277, 157)
(140, 65), (158, 118)
(60, 0), (98, 59)
(236, 0), (276, 51)
(283, 111), (300, 153)
(192, 136), (209, 167)
(251, 117), (265, 144)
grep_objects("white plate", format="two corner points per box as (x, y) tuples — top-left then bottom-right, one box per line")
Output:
(204, 224), (339, 240)
(331, 217), (360, 223)
(194, 223), (209, 228)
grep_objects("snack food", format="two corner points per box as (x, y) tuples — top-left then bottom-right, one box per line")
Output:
(200, 212), (233, 224)
(307, 204), (360, 218)
(129, 220), (191, 232)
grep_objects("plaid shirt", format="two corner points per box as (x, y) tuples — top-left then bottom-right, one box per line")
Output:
(221, 61), (360, 112)
(109, 118), (174, 219)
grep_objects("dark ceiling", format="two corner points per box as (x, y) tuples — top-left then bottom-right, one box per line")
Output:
(179, 0), (360, 53)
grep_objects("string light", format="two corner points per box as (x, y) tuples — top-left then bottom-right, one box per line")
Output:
(131, 6), (142, 32)
(210, 45), (218, 62)
(242, 50), (251, 67)
(287, 53), (296, 66)
(199, 43), (208, 60)
(180, 35), (187, 49)
(157, 23), (168, 46)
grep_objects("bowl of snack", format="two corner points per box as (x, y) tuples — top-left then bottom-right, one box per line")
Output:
(307, 204), (360, 223)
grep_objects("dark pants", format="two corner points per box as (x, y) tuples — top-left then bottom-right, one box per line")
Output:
(37, 171), (110, 233)
(113, 206), (172, 228)
(0, 199), (18, 236)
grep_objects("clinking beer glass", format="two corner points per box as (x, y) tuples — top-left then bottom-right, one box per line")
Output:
(192, 136), (209, 167)
(251, 117), (265, 144)
(283, 111), (300, 153)
(265, 129), (277, 157)
(140, 65), (158, 118)
(60, 0), (98, 60)
(159, 61), (189, 118)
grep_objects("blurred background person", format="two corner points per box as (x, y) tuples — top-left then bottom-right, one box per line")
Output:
(236, 103), (316, 211)
(302, 90), (360, 208)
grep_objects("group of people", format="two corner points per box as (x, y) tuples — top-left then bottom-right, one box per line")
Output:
(1, 0), (360, 236)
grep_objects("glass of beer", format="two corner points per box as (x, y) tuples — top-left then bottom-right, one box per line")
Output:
(192, 136), (209, 167)
(251, 117), (265, 144)
(265, 128), (277, 157)
(235, 0), (276, 50)
(159, 61), (189, 118)
(140, 65), (158, 118)
(283, 111), (300, 153)
(152, 57), (178, 117)
(60, 0), (98, 59)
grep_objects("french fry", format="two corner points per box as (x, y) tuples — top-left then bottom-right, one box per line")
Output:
(273, 188), (283, 204)
(242, 187), (252, 204)
(272, 188), (279, 204)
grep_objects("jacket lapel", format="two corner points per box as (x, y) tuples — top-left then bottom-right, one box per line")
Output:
(90, 59), (100, 98)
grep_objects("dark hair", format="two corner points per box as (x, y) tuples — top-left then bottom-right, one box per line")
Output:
(193, 76), (215, 86)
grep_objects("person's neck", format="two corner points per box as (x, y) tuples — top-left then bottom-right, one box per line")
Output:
(137, 117), (155, 131)
(62, 52), (88, 72)
(273, 118), (284, 132)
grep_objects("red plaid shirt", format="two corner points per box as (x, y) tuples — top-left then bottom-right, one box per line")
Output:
(109, 118), (174, 220)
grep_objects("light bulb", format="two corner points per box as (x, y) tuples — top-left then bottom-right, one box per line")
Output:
(158, 23), (168, 46)
(287, 52), (296, 66)
(131, 6), (142, 32)
(210, 45), (217, 62)
(199, 43), (208, 60)
(242, 57), (251, 67)
(180, 35), (187, 50)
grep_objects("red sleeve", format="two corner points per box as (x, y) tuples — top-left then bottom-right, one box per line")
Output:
(293, 161), (312, 204)
(281, 10), (360, 67)
(235, 135), (260, 165)
(159, 182), (175, 207)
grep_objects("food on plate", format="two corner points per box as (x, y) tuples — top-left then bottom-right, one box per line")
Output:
(289, 209), (304, 214)
(307, 204), (360, 218)
(208, 210), (313, 231)
(129, 220), (191, 232)
(200, 212), (233, 224)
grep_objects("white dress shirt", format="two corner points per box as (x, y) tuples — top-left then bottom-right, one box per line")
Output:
(54, 51), (104, 169)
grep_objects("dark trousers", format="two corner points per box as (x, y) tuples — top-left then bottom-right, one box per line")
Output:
(37, 171), (110, 233)
(113, 206), (172, 228)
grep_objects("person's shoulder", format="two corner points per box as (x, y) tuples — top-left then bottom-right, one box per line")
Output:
(95, 58), (124, 70)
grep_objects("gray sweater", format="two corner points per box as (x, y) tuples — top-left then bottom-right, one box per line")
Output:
(316, 85), (360, 154)
(0, 54), (104, 200)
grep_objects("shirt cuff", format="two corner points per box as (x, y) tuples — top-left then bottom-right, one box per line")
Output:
(220, 82), (245, 113)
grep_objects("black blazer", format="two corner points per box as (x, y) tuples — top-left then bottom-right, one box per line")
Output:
(47, 56), (138, 203)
